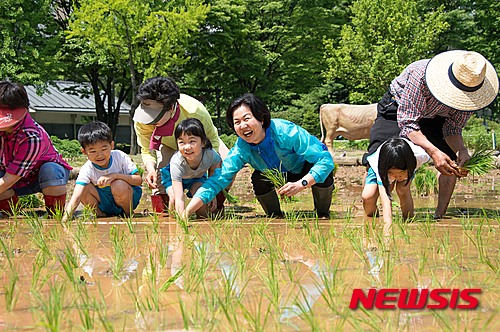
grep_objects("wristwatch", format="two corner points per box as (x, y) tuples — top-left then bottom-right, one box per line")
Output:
(301, 179), (308, 187)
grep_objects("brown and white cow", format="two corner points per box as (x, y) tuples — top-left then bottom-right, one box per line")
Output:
(319, 103), (377, 157)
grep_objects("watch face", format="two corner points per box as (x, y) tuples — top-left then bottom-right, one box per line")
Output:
(301, 179), (308, 187)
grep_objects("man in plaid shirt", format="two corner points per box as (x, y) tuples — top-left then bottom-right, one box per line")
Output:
(365, 51), (498, 219)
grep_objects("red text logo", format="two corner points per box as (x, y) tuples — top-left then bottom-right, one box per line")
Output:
(349, 288), (481, 309)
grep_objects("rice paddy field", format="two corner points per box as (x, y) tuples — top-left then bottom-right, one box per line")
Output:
(0, 165), (499, 331)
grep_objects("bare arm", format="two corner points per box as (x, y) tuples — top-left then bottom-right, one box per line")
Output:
(0, 173), (21, 197)
(377, 184), (393, 227)
(407, 130), (460, 176)
(171, 180), (185, 214)
(445, 135), (470, 167)
(183, 197), (204, 219)
(62, 184), (86, 222)
(96, 173), (143, 187)
(144, 160), (158, 189)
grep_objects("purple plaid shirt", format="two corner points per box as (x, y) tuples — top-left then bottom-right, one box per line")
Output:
(390, 59), (473, 138)
(0, 114), (72, 188)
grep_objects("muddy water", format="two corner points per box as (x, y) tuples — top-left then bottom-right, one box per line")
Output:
(0, 173), (499, 330)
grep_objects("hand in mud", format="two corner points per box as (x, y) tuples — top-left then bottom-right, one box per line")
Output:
(146, 169), (158, 189)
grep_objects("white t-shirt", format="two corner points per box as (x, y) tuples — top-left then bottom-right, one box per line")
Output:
(76, 150), (139, 186)
(366, 138), (430, 183)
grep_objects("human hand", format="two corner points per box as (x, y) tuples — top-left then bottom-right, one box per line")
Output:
(277, 181), (304, 197)
(207, 197), (217, 211)
(97, 174), (116, 187)
(431, 150), (460, 176)
(456, 148), (471, 167)
(146, 169), (158, 189)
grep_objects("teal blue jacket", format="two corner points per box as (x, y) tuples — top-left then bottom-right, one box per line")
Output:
(195, 119), (335, 204)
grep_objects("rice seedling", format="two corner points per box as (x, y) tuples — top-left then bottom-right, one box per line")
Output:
(109, 225), (126, 279)
(148, 212), (161, 234)
(25, 216), (52, 260)
(222, 189), (239, 204)
(56, 243), (81, 285)
(123, 213), (136, 234)
(261, 167), (290, 202)
(462, 148), (495, 176)
(33, 282), (67, 332)
(185, 241), (212, 293)
(31, 253), (51, 292)
(96, 284), (114, 332)
(413, 165), (438, 196)
(0, 237), (19, 312)
(75, 284), (98, 330)
(81, 204), (98, 227)
(238, 293), (272, 332)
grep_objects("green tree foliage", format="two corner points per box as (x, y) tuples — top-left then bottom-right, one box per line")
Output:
(0, 0), (64, 83)
(324, 0), (449, 103)
(64, 0), (208, 143)
(183, 0), (348, 115)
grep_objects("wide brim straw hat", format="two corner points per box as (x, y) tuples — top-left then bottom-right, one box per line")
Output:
(425, 50), (499, 111)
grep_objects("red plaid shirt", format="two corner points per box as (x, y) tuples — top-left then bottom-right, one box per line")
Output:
(0, 115), (72, 188)
(391, 59), (473, 138)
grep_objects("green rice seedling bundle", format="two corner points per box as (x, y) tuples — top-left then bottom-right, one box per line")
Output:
(462, 148), (496, 176)
(262, 168), (290, 202)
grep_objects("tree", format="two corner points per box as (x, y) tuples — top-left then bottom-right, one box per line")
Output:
(184, 0), (349, 125)
(324, 0), (448, 103)
(0, 0), (65, 83)
(64, 0), (208, 148)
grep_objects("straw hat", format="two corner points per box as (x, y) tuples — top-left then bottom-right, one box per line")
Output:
(0, 106), (27, 130)
(425, 50), (499, 111)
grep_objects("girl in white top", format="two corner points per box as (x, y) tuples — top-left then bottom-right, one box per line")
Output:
(160, 118), (222, 217)
(362, 138), (430, 231)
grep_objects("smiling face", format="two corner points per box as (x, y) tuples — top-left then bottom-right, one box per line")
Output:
(82, 141), (114, 168)
(232, 105), (266, 144)
(388, 168), (409, 183)
(177, 133), (204, 166)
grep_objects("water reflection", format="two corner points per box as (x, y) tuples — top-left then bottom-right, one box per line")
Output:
(279, 254), (333, 323)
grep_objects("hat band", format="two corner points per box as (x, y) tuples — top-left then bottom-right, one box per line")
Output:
(448, 65), (483, 92)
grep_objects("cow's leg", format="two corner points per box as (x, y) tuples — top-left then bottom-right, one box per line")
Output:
(323, 130), (336, 159)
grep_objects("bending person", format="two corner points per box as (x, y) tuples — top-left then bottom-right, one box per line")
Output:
(183, 93), (335, 219)
(133, 76), (228, 211)
(368, 50), (498, 218)
(0, 80), (71, 216)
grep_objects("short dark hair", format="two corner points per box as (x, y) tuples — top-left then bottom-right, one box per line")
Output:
(378, 138), (417, 198)
(175, 118), (212, 150)
(226, 93), (271, 131)
(137, 77), (180, 112)
(78, 121), (113, 148)
(0, 80), (29, 109)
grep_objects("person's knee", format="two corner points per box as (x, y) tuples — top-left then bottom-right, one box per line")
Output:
(110, 180), (133, 203)
(39, 163), (69, 189)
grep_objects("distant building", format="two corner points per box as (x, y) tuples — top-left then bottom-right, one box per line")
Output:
(25, 81), (132, 144)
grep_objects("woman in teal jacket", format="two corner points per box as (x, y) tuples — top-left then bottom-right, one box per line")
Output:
(184, 93), (335, 219)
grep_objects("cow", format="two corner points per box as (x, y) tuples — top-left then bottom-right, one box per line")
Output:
(319, 103), (378, 157)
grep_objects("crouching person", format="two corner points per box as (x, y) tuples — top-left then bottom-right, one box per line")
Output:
(183, 93), (335, 220)
(0, 80), (71, 217)
(63, 121), (142, 221)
